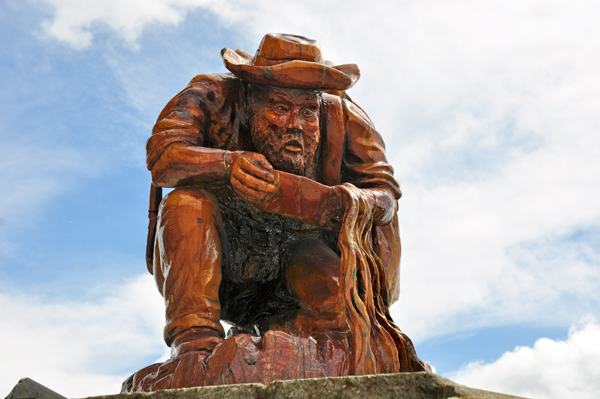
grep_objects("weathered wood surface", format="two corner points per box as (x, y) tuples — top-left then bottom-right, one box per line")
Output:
(123, 330), (349, 391)
(128, 33), (428, 392)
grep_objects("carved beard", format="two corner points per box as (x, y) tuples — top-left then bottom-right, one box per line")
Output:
(249, 117), (320, 177)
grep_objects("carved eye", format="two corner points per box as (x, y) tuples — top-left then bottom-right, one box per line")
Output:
(301, 109), (317, 119)
(274, 105), (288, 114)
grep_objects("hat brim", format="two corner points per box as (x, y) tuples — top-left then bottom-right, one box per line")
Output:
(221, 48), (360, 91)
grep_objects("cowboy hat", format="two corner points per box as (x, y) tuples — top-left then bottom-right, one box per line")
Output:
(221, 33), (360, 90)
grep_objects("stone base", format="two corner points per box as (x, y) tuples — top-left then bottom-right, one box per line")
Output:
(90, 373), (525, 399)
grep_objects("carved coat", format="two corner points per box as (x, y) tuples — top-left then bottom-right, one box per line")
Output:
(146, 73), (403, 305)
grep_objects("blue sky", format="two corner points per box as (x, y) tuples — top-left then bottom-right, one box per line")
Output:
(1, 1), (599, 398)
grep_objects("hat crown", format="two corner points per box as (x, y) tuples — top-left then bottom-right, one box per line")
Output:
(253, 33), (323, 66)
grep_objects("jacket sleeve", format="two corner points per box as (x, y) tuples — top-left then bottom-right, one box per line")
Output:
(146, 74), (241, 187)
(341, 99), (402, 200)
(341, 99), (402, 304)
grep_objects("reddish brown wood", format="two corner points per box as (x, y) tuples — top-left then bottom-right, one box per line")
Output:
(122, 330), (350, 391)
(123, 33), (429, 393)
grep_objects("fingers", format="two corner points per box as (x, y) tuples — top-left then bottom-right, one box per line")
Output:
(231, 174), (278, 203)
(229, 152), (279, 203)
(239, 155), (275, 183)
(231, 166), (276, 193)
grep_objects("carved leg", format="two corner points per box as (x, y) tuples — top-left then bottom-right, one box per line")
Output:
(282, 238), (347, 335)
(154, 187), (225, 357)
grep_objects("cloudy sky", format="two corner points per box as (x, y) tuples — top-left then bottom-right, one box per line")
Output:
(1, 1), (599, 398)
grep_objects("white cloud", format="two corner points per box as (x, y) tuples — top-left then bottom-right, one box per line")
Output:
(450, 317), (600, 399)
(385, 1), (600, 337)
(0, 274), (166, 398)
(38, 0), (216, 49)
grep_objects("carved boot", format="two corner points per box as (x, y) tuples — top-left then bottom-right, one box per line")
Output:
(170, 326), (225, 358)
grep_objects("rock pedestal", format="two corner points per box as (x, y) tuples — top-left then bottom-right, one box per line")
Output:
(6, 378), (67, 399)
(104, 373), (527, 399)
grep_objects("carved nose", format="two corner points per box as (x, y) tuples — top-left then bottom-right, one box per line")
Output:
(286, 111), (301, 130)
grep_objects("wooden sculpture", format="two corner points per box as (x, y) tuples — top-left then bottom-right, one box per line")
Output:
(122, 33), (430, 392)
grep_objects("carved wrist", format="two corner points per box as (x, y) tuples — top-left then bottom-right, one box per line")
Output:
(223, 150), (234, 177)
(370, 189), (395, 226)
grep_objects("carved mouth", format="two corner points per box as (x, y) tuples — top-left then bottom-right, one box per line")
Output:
(284, 140), (303, 153)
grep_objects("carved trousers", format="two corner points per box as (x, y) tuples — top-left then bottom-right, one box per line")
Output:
(153, 186), (346, 347)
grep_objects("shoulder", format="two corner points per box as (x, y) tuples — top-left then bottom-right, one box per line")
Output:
(341, 98), (375, 131)
(321, 94), (375, 130)
(187, 73), (242, 94)
(156, 73), (243, 121)
(180, 73), (243, 105)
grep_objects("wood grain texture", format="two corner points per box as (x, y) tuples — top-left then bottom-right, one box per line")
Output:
(124, 33), (428, 393)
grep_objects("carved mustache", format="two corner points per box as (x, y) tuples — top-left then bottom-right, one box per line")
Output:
(277, 129), (304, 153)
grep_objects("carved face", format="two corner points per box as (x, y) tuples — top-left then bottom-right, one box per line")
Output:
(248, 85), (321, 176)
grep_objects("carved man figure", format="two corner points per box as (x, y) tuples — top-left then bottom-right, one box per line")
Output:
(143, 34), (426, 380)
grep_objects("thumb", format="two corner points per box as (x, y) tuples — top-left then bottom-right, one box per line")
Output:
(251, 153), (273, 170)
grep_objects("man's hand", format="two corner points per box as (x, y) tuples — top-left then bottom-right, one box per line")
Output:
(365, 189), (396, 226)
(228, 151), (279, 204)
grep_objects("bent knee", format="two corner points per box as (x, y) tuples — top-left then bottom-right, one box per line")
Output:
(286, 239), (341, 309)
(286, 239), (340, 279)
(160, 187), (219, 215)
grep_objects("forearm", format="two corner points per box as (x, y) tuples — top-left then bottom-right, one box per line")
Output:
(150, 143), (233, 188)
(253, 171), (345, 230)
(254, 173), (396, 230)
(314, 187), (397, 229)
(329, 187), (396, 228)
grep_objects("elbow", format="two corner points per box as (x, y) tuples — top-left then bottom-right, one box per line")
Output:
(150, 159), (178, 188)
